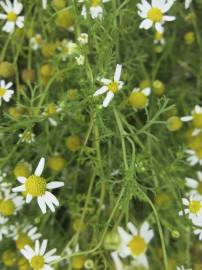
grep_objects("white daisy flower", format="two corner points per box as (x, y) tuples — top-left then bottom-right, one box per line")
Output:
(0, 80), (14, 105)
(21, 239), (60, 270)
(129, 87), (151, 110)
(181, 105), (202, 136)
(43, 103), (61, 127)
(185, 0), (192, 9)
(78, 0), (110, 19)
(0, 190), (24, 217)
(78, 33), (88, 45)
(0, 0), (24, 33)
(185, 171), (202, 198)
(75, 55), (85, 66)
(12, 157), (64, 214)
(58, 40), (78, 61)
(186, 149), (202, 166)
(137, 0), (176, 33)
(19, 130), (35, 144)
(93, 64), (124, 108)
(179, 195), (202, 222)
(30, 34), (43, 51)
(14, 224), (41, 250)
(42, 0), (47, 9)
(117, 221), (154, 268)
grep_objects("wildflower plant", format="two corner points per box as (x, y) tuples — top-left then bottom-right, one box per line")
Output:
(0, 0), (202, 269)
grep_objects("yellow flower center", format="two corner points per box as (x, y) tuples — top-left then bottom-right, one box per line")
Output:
(47, 155), (65, 172)
(196, 148), (202, 159)
(14, 162), (30, 178)
(91, 0), (101, 7)
(193, 113), (202, 128)
(155, 31), (163, 41)
(2, 250), (16, 267)
(147, 7), (163, 22)
(7, 12), (17, 22)
(15, 233), (33, 250)
(128, 235), (147, 256)
(30, 256), (45, 270)
(0, 87), (6, 97)
(46, 103), (57, 116)
(108, 81), (119, 93)
(166, 116), (182, 132)
(129, 92), (148, 109)
(25, 175), (47, 197)
(189, 201), (202, 214)
(0, 199), (16, 216)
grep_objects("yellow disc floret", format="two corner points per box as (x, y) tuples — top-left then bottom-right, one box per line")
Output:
(2, 250), (16, 266)
(65, 135), (81, 152)
(184, 32), (195, 45)
(0, 199), (16, 216)
(193, 113), (202, 128)
(15, 233), (33, 250)
(166, 116), (182, 132)
(152, 80), (165, 96)
(71, 255), (85, 269)
(25, 175), (47, 197)
(7, 12), (17, 22)
(108, 81), (119, 93)
(129, 92), (148, 109)
(14, 162), (31, 178)
(0, 87), (6, 97)
(147, 8), (163, 22)
(17, 257), (30, 270)
(128, 235), (147, 256)
(47, 155), (65, 172)
(31, 255), (45, 270)
(189, 201), (202, 214)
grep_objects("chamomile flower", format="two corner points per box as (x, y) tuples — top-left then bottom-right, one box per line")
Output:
(79, 0), (110, 19)
(14, 225), (41, 250)
(19, 130), (35, 144)
(137, 0), (176, 33)
(185, 171), (202, 198)
(21, 239), (60, 270)
(43, 103), (62, 127)
(117, 222), (154, 268)
(179, 195), (202, 222)
(58, 39), (78, 61)
(186, 149), (202, 166)
(128, 87), (151, 110)
(0, 190), (24, 217)
(181, 105), (202, 136)
(78, 33), (88, 45)
(0, 0), (24, 33)
(12, 157), (64, 214)
(0, 80), (14, 105)
(185, 0), (192, 9)
(30, 34), (43, 51)
(75, 55), (85, 66)
(93, 64), (124, 108)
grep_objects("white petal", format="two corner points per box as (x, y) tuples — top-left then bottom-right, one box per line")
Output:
(26, 194), (33, 203)
(35, 240), (40, 255)
(44, 191), (59, 206)
(181, 116), (193, 122)
(47, 181), (64, 190)
(40, 239), (48, 255)
(163, 15), (175, 21)
(114, 64), (122, 82)
(127, 222), (138, 236)
(93, 86), (108, 96)
(12, 185), (25, 192)
(37, 196), (47, 214)
(185, 178), (198, 189)
(139, 19), (153, 30)
(117, 227), (132, 243)
(197, 171), (202, 182)
(35, 157), (45, 176)
(103, 91), (114, 107)
(44, 248), (57, 259)
(142, 87), (151, 96)
(17, 176), (26, 183)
